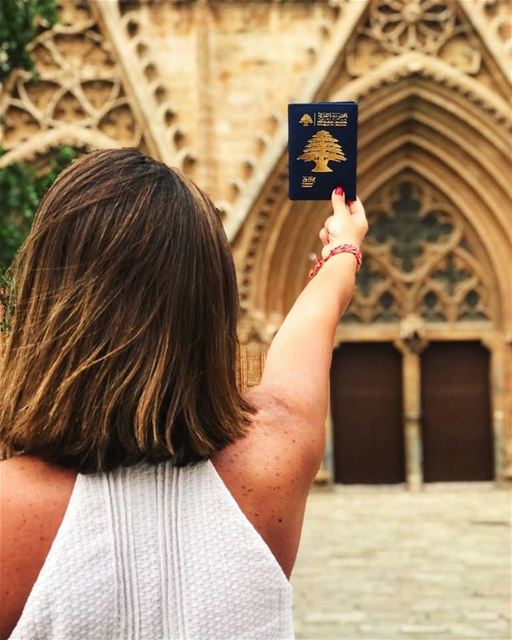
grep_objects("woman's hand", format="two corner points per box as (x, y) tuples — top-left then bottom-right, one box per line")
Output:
(319, 187), (368, 260)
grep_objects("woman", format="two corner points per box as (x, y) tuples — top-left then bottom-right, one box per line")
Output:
(0, 148), (368, 639)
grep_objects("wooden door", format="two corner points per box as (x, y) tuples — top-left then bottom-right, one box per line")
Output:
(330, 342), (405, 484)
(421, 341), (494, 482)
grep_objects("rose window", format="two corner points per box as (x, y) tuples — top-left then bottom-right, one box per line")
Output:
(368, 0), (456, 54)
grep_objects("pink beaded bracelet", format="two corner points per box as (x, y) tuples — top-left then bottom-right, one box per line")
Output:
(308, 243), (363, 279)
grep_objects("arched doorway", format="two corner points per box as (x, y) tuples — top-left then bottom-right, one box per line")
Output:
(233, 55), (510, 486)
(327, 175), (501, 485)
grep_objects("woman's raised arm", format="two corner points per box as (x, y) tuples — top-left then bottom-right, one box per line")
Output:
(256, 188), (368, 430)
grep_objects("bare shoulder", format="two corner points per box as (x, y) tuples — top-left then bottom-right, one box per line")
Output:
(212, 383), (325, 578)
(0, 455), (76, 640)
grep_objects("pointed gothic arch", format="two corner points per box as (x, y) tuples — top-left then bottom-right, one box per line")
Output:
(227, 0), (512, 241)
(235, 56), (511, 334)
(232, 38), (511, 483)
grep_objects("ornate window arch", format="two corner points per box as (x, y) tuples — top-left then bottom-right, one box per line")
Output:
(344, 172), (498, 326)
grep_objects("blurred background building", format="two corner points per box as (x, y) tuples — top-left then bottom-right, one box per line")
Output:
(1, 0), (511, 489)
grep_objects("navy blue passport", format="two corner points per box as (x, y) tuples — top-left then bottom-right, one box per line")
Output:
(288, 101), (358, 201)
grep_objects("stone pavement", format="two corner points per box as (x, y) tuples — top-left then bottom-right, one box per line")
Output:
(291, 483), (511, 640)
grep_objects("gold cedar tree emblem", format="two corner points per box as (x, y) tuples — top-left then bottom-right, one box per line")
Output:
(297, 129), (346, 172)
(299, 113), (313, 126)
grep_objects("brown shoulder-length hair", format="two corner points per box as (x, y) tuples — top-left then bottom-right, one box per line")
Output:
(0, 148), (256, 472)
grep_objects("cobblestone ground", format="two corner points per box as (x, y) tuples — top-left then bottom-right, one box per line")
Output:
(291, 483), (511, 640)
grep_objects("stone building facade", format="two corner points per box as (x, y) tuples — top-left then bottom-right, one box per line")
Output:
(1, 0), (510, 487)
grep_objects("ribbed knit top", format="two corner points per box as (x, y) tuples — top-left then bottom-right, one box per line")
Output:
(9, 459), (294, 639)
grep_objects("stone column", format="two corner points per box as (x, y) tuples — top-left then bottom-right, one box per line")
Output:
(397, 316), (427, 491)
(506, 339), (512, 482)
(402, 349), (424, 491)
(395, 340), (424, 491)
(483, 333), (511, 484)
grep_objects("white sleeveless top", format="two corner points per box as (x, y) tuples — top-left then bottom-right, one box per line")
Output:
(9, 459), (294, 639)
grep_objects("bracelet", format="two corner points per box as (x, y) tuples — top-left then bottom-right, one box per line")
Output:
(308, 243), (363, 279)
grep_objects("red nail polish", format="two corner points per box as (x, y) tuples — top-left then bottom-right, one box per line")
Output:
(335, 187), (344, 196)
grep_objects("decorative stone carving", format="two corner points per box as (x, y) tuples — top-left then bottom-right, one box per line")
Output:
(111, 0), (197, 172)
(367, 0), (457, 55)
(345, 0), (497, 80)
(237, 169), (289, 309)
(344, 175), (494, 325)
(464, 0), (512, 83)
(0, 0), (149, 167)
(228, 1), (509, 244)
(480, 0), (512, 54)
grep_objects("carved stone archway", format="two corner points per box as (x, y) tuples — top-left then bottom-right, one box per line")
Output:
(234, 67), (511, 327)
(234, 52), (511, 484)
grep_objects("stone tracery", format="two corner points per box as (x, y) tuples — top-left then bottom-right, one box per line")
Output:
(344, 175), (494, 325)
(0, 0), (151, 169)
(340, 0), (510, 103)
(235, 55), (510, 329)
(368, 0), (457, 55)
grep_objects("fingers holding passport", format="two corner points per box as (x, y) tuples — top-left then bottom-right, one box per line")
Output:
(348, 198), (369, 239)
(347, 197), (365, 217)
(320, 189), (369, 252)
(331, 187), (348, 218)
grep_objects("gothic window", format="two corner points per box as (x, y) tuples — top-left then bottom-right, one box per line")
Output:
(344, 174), (494, 324)
(1, 1), (146, 152)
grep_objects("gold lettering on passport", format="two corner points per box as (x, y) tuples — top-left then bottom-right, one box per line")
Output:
(301, 176), (316, 188)
(316, 112), (348, 127)
(297, 129), (347, 173)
